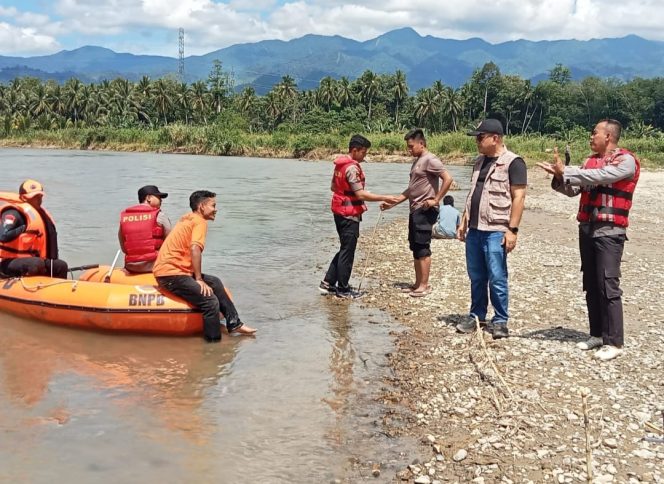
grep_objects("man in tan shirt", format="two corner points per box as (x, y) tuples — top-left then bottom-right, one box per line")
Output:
(382, 129), (454, 297)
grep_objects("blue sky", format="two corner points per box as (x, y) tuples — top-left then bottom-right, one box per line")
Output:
(0, 0), (661, 57)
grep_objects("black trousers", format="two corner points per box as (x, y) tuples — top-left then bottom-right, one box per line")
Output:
(408, 207), (438, 259)
(579, 230), (626, 347)
(0, 257), (68, 279)
(156, 274), (240, 342)
(324, 214), (360, 292)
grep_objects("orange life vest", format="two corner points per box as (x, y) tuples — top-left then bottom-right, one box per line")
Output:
(577, 149), (640, 228)
(0, 192), (57, 260)
(120, 204), (164, 264)
(330, 156), (367, 217)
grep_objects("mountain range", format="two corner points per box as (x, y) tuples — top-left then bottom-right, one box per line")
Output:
(1, 28), (663, 92)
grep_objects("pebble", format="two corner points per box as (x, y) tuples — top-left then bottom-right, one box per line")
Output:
(603, 438), (618, 449)
(453, 449), (468, 462)
(594, 475), (614, 483)
(414, 477), (431, 484)
(632, 449), (656, 459)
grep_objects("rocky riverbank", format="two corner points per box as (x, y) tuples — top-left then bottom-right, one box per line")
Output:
(355, 169), (663, 482)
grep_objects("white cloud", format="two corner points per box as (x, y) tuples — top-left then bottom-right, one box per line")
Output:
(0, 0), (663, 56)
(0, 22), (60, 55)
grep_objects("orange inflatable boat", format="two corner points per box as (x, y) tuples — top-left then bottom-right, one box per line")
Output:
(0, 266), (204, 335)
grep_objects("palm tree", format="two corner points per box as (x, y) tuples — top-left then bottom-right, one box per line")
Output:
(190, 81), (209, 125)
(414, 88), (437, 128)
(431, 80), (446, 131)
(317, 76), (336, 111)
(174, 82), (192, 124)
(337, 77), (354, 108)
(152, 79), (173, 125)
(237, 87), (256, 114)
(359, 70), (379, 120)
(47, 85), (65, 118)
(29, 83), (50, 117)
(64, 78), (83, 125)
(393, 70), (408, 126)
(274, 75), (298, 118)
(264, 92), (282, 128)
(438, 86), (463, 131)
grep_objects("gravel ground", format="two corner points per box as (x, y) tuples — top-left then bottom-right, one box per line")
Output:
(355, 169), (664, 483)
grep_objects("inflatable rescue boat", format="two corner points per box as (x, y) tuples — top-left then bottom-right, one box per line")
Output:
(0, 265), (204, 335)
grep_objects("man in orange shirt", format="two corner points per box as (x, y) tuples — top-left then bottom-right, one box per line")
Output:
(153, 190), (256, 342)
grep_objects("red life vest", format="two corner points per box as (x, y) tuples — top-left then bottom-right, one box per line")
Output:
(577, 148), (640, 228)
(330, 156), (367, 217)
(0, 192), (58, 260)
(120, 204), (164, 264)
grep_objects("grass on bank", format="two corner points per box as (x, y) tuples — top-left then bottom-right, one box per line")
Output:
(1, 126), (663, 167)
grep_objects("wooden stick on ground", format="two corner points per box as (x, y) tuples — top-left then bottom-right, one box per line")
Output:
(581, 389), (593, 483)
(474, 316), (514, 400)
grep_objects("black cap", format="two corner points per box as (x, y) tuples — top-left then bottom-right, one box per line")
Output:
(138, 185), (168, 202)
(467, 118), (504, 136)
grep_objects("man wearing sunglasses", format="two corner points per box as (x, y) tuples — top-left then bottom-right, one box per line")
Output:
(456, 119), (527, 339)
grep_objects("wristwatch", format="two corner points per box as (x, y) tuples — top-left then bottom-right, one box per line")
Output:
(508, 226), (519, 234)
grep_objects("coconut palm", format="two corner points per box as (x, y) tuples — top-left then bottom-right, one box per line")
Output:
(174, 82), (192, 124)
(393, 70), (408, 126)
(337, 77), (354, 108)
(64, 78), (83, 125)
(152, 79), (173, 125)
(190, 81), (210, 125)
(414, 88), (437, 128)
(359, 70), (379, 120)
(317, 76), (336, 111)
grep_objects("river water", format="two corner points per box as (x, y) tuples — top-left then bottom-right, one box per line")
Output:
(0, 148), (471, 483)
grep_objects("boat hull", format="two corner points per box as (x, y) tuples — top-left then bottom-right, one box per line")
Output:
(0, 276), (203, 335)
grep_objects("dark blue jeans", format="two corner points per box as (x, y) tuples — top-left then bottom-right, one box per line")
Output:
(465, 229), (509, 325)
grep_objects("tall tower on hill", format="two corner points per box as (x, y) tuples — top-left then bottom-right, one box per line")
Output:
(178, 28), (185, 81)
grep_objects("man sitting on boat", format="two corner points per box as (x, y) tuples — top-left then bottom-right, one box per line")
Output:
(0, 180), (68, 279)
(152, 190), (257, 342)
(118, 185), (172, 273)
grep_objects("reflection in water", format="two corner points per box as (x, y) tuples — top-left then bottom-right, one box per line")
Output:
(322, 298), (355, 447)
(0, 316), (239, 445)
(0, 150), (461, 481)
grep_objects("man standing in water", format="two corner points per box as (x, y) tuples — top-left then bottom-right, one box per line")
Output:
(153, 190), (256, 342)
(319, 135), (399, 299)
(538, 119), (639, 361)
(381, 129), (453, 297)
(456, 119), (527, 339)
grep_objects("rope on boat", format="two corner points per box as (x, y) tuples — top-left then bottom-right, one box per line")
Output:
(18, 277), (79, 292)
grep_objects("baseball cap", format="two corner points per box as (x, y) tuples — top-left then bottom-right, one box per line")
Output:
(467, 118), (504, 136)
(138, 185), (168, 202)
(19, 179), (45, 199)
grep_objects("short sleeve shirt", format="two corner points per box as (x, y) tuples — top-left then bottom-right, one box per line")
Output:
(408, 152), (446, 212)
(152, 212), (208, 277)
(468, 157), (527, 229)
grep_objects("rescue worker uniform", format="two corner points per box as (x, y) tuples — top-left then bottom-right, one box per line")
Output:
(322, 155), (367, 294)
(0, 182), (68, 279)
(552, 148), (639, 348)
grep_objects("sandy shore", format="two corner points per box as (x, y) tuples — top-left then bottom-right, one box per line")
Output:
(356, 169), (663, 483)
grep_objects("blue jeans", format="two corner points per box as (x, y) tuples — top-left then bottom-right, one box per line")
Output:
(465, 229), (509, 325)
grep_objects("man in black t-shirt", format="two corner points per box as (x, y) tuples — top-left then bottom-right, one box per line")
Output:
(456, 119), (527, 339)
